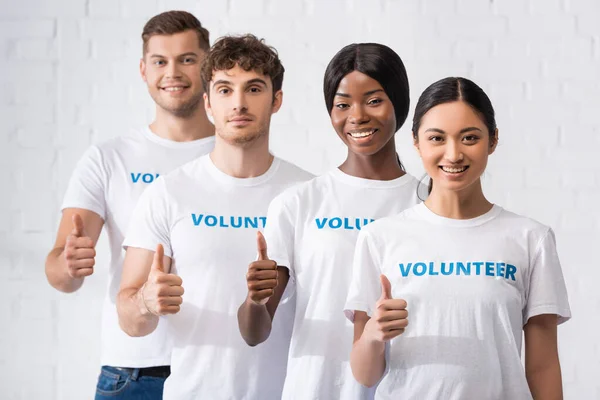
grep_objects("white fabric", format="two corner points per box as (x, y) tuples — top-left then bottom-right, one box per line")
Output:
(61, 127), (215, 368)
(123, 154), (313, 400)
(263, 168), (420, 400)
(345, 203), (571, 400)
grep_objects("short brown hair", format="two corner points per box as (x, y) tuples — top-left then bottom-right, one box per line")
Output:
(201, 34), (284, 96)
(142, 10), (210, 55)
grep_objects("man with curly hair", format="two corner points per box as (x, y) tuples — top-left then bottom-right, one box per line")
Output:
(117, 34), (312, 399)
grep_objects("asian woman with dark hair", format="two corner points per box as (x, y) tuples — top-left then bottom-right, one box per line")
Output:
(346, 77), (570, 400)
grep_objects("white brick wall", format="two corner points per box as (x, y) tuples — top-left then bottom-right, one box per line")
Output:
(1, 0), (598, 398)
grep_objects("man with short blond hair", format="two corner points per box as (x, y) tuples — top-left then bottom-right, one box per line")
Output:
(45, 10), (214, 399)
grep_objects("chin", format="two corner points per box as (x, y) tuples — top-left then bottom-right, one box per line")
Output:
(220, 131), (264, 146)
(347, 143), (383, 157)
(433, 178), (479, 193)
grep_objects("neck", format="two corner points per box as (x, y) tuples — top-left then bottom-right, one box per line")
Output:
(339, 139), (404, 180)
(150, 106), (214, 142)
(424, 179), (493, 219)
(210, 134), (273, 178)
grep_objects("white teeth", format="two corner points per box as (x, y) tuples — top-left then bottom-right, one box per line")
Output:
(349, 129), (376, 138)
(164, 87), (184, 92)
(441, 166), (467, 173)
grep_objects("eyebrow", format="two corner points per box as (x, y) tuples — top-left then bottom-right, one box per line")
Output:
(149, 52), (198, 59)
(246, 78), (268, 87)
(212, 79), (232, 86)
(424, 127), (483, 134)
(334, 89), (385, 98)
(212, 78), (268, 87)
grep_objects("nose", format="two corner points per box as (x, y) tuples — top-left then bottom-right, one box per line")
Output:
(165, 61), (182, 79)
(444, 140), (464, 163)
(348, 104), (369, 125)
(233, 90), (248, 113)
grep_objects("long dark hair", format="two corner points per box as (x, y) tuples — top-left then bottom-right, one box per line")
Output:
(412, 77), (497, 196)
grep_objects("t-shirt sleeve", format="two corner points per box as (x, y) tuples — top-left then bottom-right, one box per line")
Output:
(122, 178), (173, 257)
(344, 229), (382, 322)
(263, 194), (295, 272)
(263, 193), (296, 301)
(523, 228), (571, 325)
(61, 145), (107, 219)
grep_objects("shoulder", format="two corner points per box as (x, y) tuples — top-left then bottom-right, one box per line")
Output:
(95, 127), (142, 151)
(274, 158), (315, 183)
(495, 208), (550, 232)
(365, 203), (423, 233)
(493, 207), (553, 249)
(270, 167), (341, 206)
(159, 155), (205, 186)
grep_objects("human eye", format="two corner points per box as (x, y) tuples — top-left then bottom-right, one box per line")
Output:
(462, 134), (480, 144)
(248, 86), (262, 93)
(367, 98), (383, 106)
(335, 103), (349, 110)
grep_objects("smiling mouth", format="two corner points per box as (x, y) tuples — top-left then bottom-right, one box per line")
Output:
(348, 128), (378, 138)
(440, 165), (469, 173)
(161, 86), (189, 92)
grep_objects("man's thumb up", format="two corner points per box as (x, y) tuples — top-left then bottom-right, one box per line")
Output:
(257, 231), (269, 261)
(152, 243), (165, 273)
(72, 213), (84, 237)
(380, 274), (392, 300)
(142, 243), (183, 316)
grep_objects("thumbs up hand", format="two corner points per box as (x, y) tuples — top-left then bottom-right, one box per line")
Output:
(140, 244), (184, 316)
(363, 275), (408, 343)
(64, 213), (96, 278)
(245, 231), (278, 306)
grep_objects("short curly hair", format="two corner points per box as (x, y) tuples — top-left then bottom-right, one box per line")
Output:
(201, 34), (284, 97)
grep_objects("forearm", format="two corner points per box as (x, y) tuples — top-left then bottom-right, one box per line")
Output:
(527, 361), (563, 400)
(350, 336), (386, 387)
(237, 297), (273, 346)
(44, 247), (83, 293)
(117, 287), (159, 337)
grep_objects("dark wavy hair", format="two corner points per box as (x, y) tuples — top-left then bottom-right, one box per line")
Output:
(201, 34), (284, 98)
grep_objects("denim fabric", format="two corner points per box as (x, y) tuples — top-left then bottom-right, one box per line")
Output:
(95, 365), (167, 399)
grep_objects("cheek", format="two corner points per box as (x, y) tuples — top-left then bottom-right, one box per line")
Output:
(184, 65), (202, 79)
(379, 106), (396, 130)
(419, 145), (442, 171)
(253, 97), (274, 118)
(145, 71), (161, 85)
(329, 111), (345, 134)
(472, 149), (490, 168)
(207, 98), (224, 116)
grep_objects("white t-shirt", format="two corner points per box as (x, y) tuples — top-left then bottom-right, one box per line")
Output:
(345, 203), (571, 400)
(123, 154), (313, 400)
(61, 127), (215, 368)
(263, 168), (420, 400)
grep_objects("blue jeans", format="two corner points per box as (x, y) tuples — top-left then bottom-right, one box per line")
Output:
(95, 365), (168, 399)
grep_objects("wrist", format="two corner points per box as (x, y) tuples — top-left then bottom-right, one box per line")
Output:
(138, 282), (157, 317)
(362, 322), (384, 347)
(245, 294), (266, 308)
